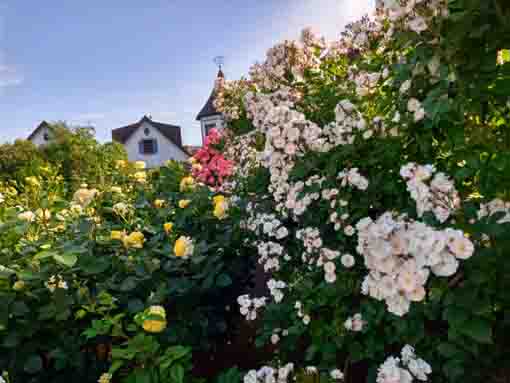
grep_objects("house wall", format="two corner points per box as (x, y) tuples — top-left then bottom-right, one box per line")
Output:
(123, 121), (188, 167)
(29, 127), (51, 147)
(200, 115), (224, 144)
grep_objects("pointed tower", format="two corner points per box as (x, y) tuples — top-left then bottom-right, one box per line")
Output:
(196, 68), (225, 145)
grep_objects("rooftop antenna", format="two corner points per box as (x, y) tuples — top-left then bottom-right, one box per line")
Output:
(213, 55), (224, 71)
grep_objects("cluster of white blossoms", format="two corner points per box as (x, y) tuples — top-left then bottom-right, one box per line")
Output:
(224, 132), (262, 180)
(244, 209), (289, 240)
(257, 241), (287, 272)
(344, 313), (367, 332)
(45, 274), (68, 292)
(337, 168), (369, 191)
(353, 70), (381, 97)
(377, 345), (432, 383)
(356, 212), (475, 316)
(477, 199), (510, 224)
(244, 363), (295, 383)
(407, 98), (426, 122)
(267, 279), (286, 303)
(237, 294), (267, 321)
(322, 100), (369, 147)
(294, 301), (311, 325)
(381, 0), (448, 35)
(284, 175), (325, 217)
(249, 27), (325, 91)
(400, 163), (460, 223)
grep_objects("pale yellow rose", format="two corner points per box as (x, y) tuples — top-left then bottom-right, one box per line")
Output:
(73, 188), (98, 207)
(179, 176), (195, 192)
(174, 236), (194, 258)
(142, 305), (167, 333)
(25, 176), (40, 188)
(133, 171), (147, 184)
(110, 230), (124, 240)
(17, 211), (35, 222)
(134, 161), (146, 170)
(13, 280), (25, 291)
(164, 222), (174, 234)
(110, 186), (122, 193)
(154, 199), (165, 208)
(178, 199), (191, 209)
(122, 231), (145, 249)
(115, 160), (127, 169)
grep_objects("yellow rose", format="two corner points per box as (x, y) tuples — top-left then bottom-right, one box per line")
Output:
(122, 231), (145, 249)
(13, 280), (25, 291)
(142, 305), (167, 333)
(110, 186), (122, 193)
(36, 208), (51, 221)
(164, 223), (174, 234)
(133, 171), (147, 184)
(174, 236), (194, 258)
(213, 203), (228, 220)
(111, 230), (123, 240)
(134, 161), (146, 170)
(115, 160), (127, 169)
(213, 195), (229, 220)
(178, 199), (191, 209)
(73, 188), (98, 207)
(18, 211), (35, 222)
(154, 199), (165, 208)
(213, 195), (225, 205)
(179, 176), (195, 192)
(25, 176), (40, 188)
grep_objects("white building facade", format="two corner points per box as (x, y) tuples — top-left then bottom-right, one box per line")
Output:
(27, 121), (52, 146)
(112, 116), (189, 168)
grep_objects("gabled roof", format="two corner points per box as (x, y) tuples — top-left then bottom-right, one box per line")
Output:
(27, 121), (51, 141)
(112, 116), (188, 154)
(195, 69), (224, 121)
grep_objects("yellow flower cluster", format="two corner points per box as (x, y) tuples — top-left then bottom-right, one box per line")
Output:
(111, 230), (145, 249)
(213, 195), (229, 220)
(178, 199), (191, 208)
(142, 305), (167, 333)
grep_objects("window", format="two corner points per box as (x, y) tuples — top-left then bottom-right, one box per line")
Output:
(139, 139), (158, 154)
(144, 127), (150, 136)
(43, 133), (49, 141)
(204, 123), (216, 137)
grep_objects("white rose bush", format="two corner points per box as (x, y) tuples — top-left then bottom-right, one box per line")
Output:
(215, 0), (510, 381)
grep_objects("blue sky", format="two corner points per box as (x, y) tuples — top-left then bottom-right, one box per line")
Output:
(0, 0), (374, 145)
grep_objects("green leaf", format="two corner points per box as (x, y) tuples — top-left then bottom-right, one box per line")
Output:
(216, 273), (232, 287)
(79, 254), (110, 274)
(24, 354), (43, 374)
(119, 277), (138, 292)
(459, 318), (493, 344)
(169, 364), (185, 383)
(53, 252), (78, 267)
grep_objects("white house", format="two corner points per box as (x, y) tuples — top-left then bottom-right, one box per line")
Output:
(27, 121), (53, 146)
(112, 115), (189, 168)
(196, 69), (225, 144)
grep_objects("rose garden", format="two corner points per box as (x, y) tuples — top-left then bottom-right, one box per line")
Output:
(0, 1), (509, 382)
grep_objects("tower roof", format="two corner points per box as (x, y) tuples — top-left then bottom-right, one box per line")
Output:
(195, 69), (224, 121)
